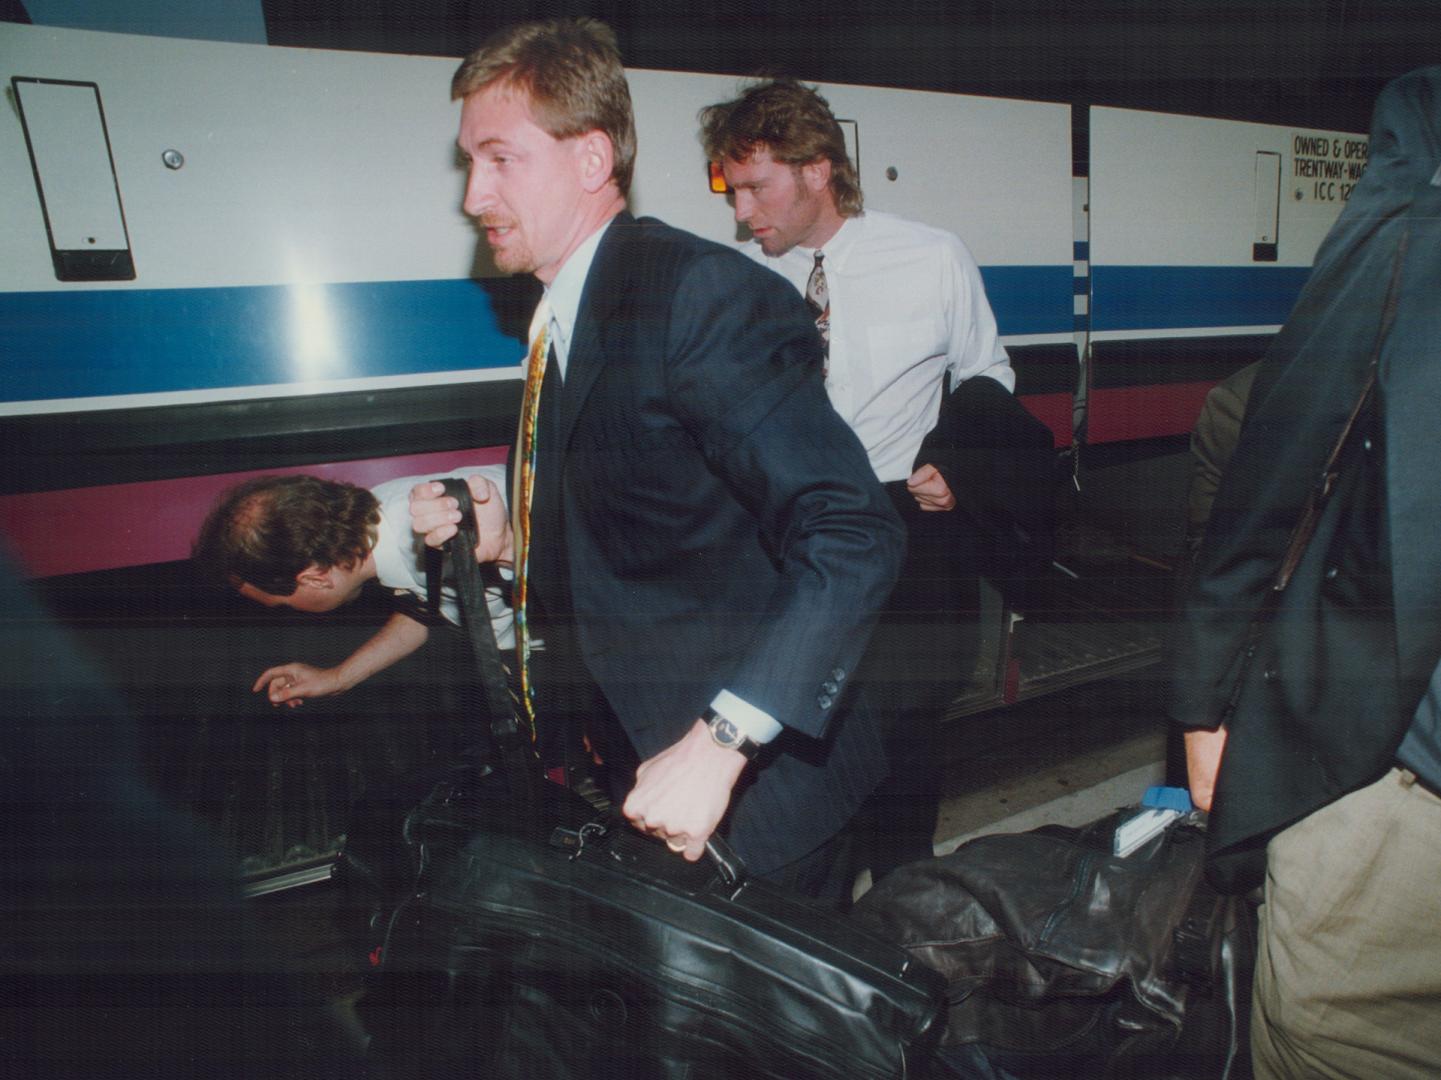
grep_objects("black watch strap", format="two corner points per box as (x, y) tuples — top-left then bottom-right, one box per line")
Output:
(703, 706), (762, 761)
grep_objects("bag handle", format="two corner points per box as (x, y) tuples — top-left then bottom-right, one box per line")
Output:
(580, 813), (746, 890)
(703, 833), (746, 889)
(436, 476), (541, 822)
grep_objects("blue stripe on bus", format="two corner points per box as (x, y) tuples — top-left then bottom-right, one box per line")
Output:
(1090, 265), (1313, 331)
(978, 265), (1076, 336)
(1, 268), (1074, 404)
(0, 279), (522, 403)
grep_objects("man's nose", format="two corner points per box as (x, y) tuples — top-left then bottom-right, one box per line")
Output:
(462, 166), (493, 217)
(733, 191), (752, 223)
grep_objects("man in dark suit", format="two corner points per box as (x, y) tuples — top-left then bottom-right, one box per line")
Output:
(412, 18), (904, 901)
(1169, 67), (1441, 1077)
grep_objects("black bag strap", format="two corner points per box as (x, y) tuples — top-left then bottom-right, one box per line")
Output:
(429, 480), (749, 885)
(424, 545), (443, 622)
(435, 476), (541, 821)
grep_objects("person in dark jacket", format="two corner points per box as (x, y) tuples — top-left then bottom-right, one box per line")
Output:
(1169, 67), (1441, 1078)
(412, 19), (904, 901)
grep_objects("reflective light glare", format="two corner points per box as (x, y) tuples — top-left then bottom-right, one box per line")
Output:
(287, 281), (342, 380)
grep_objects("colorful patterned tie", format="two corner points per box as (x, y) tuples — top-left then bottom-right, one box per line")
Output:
(511, 298), (551, 736)
(806, 250), (830, 375)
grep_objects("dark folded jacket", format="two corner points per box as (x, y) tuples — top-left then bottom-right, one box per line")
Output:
(914, 375), (1056, 609)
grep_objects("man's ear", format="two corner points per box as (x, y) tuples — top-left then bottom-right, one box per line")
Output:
(800, 157), (833, 195)
(576, 130), (616, 194)
(295, 564), (332, 590)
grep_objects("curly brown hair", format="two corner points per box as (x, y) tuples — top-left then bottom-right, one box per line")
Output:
(451, 17), (637, 198)
(699, 78), (863, 217)
(192, 475), (380, 596)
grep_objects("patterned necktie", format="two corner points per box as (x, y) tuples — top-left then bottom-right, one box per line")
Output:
(806, 250), (830, 375)
(511, 299), (551, 736)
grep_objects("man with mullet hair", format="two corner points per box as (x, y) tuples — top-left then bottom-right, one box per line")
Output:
(411, 19), (903, 902)
(701, 78), (1016, 881)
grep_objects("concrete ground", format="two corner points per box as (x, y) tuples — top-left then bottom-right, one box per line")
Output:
(936, 666), (1172, 848)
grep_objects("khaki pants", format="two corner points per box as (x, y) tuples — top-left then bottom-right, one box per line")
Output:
(1253, 767), (1441, 1079)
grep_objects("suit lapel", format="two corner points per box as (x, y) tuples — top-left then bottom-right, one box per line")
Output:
(554, 212), (634, 450)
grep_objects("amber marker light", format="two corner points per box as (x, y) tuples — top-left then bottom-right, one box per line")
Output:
(708, 161), (728, 194)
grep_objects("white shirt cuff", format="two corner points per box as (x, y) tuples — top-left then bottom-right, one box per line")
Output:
(710, 689), (783, 744)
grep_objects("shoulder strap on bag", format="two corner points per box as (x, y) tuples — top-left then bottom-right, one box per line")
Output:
(434, 477), (541, 822)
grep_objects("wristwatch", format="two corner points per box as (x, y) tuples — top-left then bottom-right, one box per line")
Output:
(703, 706), (762, 761)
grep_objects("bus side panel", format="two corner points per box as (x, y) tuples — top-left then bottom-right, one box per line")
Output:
(3, 29), (1076, 577)
(1081, 107), (1364, 555)
(1087, 105), (1365, 444)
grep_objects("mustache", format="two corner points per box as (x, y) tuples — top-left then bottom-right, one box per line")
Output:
(478, 213), (515, 230)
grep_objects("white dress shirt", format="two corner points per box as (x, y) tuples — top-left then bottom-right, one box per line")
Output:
(742, 210), (1014, 483)
(542, 220), (612, 379)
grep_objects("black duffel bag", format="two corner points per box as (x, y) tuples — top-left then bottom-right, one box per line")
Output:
(337, 478), (948, 1080)
(357, 776), (947, 1080)
(851, 810), (1256, 1080)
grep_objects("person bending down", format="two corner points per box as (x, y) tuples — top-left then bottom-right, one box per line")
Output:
(193, 465), (512, 708)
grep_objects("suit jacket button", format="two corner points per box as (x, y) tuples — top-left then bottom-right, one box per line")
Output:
(1263, 666), (1279, 682)
(817, 694), (834, 710)
(822, 679), (839, 695)
(1325, 565), (1339, 581)
(831, 667), (846, 682)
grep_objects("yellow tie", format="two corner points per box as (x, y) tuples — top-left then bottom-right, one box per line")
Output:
(511, 299), (550, 736)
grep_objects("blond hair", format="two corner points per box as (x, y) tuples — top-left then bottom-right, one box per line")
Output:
(452, 18), (636, 197)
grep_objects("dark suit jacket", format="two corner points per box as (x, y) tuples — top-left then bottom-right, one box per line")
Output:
(530, 213), (906, 874)
(1168, 67), (1441, 885)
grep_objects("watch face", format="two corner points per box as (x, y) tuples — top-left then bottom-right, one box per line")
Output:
(712, 716), (741, 748)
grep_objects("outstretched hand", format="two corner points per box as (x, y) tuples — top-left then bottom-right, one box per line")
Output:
(622, 718), (747, 862)
(410, 473), (513, 563)
(252, 662), (342, 708)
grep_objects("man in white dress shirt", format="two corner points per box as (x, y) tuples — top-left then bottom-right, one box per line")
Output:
(701, 78), (1015, 879)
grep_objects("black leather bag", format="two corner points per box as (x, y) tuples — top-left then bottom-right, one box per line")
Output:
(334, 475), (537, 972)
(331, 754), (514, 974)
(852, 811), (1255, 1080)
(362, 774), (947, 1080)
(340, 479), (948, 1080)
